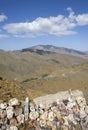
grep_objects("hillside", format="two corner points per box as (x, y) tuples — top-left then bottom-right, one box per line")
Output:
(0, 45), (88, 102)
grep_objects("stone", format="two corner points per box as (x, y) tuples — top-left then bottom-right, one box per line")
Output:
(6, 106), (14, 119)
(76, 96), (86, 108)
(10, 118), (17, 126)
(14, 107), (23, 116)
(30, 103), (35, 112)
(80, 107), (87, 119)
(0, 102), (7, 109)
(1, 125), (6, 130)
(67, 114), (77, 125)
(0, 109), (7, 118)
(24, 97), (29, 121)
(37, 107), (44, 115)
(8, 98), (19, 106)
(29, 111), (39, 120)
(48, 111), (54, 121)
(81, 117), (88, 130)
(10, 126), (18, 130)
(85, 105), (88, 114)
(51, 106), (58, 113)
(39, 119), (46, 127)
(40, 111), (48, 120)
(16, 114), (24, 124)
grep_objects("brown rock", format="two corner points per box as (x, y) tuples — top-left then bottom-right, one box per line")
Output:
(14, 106), (23, 116)
(0, 109), (7, 118)
(10, 118), (17, 126)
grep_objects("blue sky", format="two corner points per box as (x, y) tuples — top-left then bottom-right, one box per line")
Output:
(0, 0), (88, 51)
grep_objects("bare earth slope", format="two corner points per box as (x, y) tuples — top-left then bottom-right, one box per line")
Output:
(0, 45), (88, 102)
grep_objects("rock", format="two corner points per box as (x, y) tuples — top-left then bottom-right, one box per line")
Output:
(51, 106), (58, 113)
(76, 96), (86, 108)
(37, 107), (44, 115)
(0, 90), (87, 130)
(40, 111), (48, 120)
(33, 90), (83, 107)
(81, 117), (88, 130)
(67, 114), (77, 125)
(6, 106), (14, 119)
(14, 106), (23, 116)
(1, 125), (6, 130)
(30, 103), (36, 112)
(85, 105), (88, 114)
(0, 102), (7, 109)
(48, 111), (54, 121)
(16, 114), (24, 124)
(0, 109), (7, 118)
(10, 118), (17, 126)
(10, 126), (18, 130)
(80, 107), (87, 119)
(8, 98), (19, 106)
(29, 111), (39, 120)
(39, 119), (46, 127)
(24, 97), (29, 121)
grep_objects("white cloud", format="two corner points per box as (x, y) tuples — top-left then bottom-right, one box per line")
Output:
(0, 34), (8, 39)
(0, 14), (7, 22)
(76, 14), (88, 25)
(3, 8), (88, 37)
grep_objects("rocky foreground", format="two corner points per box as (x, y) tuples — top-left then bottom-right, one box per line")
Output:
(0, 90), (88, 130)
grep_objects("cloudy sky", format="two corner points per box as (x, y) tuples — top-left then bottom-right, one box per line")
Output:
(0, 0), (88, 51)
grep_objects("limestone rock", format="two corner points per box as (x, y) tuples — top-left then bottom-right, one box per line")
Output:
(8, 98), (19, 106)
(16, 114), (24, 124)
(0, 102), (7, 109)
(6, 106), (13, 119)
(10, 126), (18, 130)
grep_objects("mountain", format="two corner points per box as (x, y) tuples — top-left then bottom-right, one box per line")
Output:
(0, 45), (88, 102)
(85, 51), (88, 54)
(21, 45), (87, 56)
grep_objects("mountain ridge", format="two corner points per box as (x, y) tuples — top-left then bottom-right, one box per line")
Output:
(21, 45), (88, 56)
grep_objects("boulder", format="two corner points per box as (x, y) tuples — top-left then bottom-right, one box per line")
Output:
(8, 98), (19, 106)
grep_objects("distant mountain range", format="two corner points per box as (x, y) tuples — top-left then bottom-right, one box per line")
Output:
(21, 45), (88, 56)
(0, 44), (88, 102)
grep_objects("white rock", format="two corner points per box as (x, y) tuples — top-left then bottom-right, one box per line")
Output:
(85, 105), (88, 114)
(8, 98), (19, 106)
(56, 99), (60, 104)
(6, 106), (13, 119)
(76, 96), (86, 107)
(10, 126), (18, 130)
(67, 114), (77, 125)
(80, 108), (87, 119)
(39, 103), (44, 109)
(17, 114), (24, 124)
(37, 107), (44, 115)
(48, 111), (54, 121)
(30, 103), (35, 112)
(51, 106), (58, 113)
(24, 97), (29, 121)
(39, 119), (46, 127)
(0, 103), (7, 109)
(29, 111), (39, 120)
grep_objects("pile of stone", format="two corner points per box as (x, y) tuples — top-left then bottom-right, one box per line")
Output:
(0, 90), (88, 130)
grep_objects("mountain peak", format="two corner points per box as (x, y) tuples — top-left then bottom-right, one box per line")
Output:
(21, 45), (87, 56)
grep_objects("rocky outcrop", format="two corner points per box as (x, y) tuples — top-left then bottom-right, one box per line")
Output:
(0, 90), (88, 130)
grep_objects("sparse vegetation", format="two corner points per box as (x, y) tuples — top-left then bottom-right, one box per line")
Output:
(0, 46), (88, 102)
(42, 73), (49, 78)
